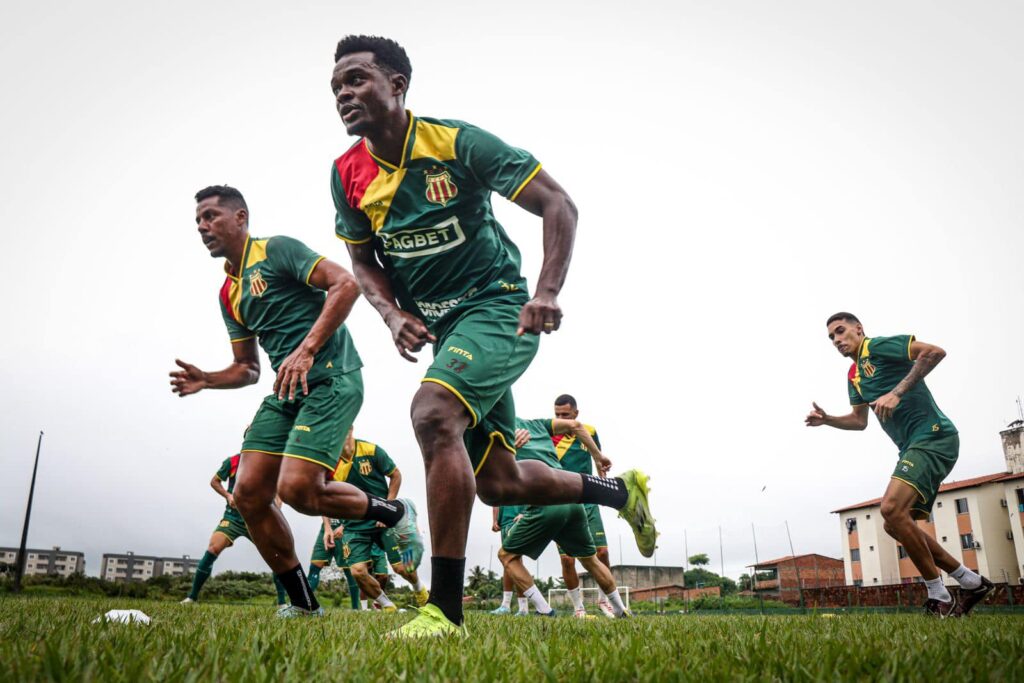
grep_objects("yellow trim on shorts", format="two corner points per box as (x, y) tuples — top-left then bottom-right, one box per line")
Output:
(211, 530), (235, 546)
(242, 449), (333, 471)
(890, 475), (927, 504)
(474, 431), (515, 476)
(509, 163), (542, 201)
(421, 378), (478, 428)
(231, 335), (256, 343)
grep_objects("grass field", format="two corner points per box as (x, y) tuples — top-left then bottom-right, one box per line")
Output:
(3, 596), (1022, 681)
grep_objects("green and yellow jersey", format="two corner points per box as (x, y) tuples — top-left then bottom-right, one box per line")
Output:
(332, 113), (541, 335)
(847, 335), (957, 452)
(215, 455), (244, 523)
(328, 439), (396, 533)
(219, 235), (362, 386)
(546, 421), (601, 475)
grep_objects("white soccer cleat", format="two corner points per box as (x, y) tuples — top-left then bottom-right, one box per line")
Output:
(179, 597), (195, 605)
(573, 608), (596, 620)
(597, 600), (616, 619)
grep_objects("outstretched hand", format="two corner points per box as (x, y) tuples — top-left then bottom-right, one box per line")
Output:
(805, 402), (828, 427)
(517, 294), (562, 336)
(170, 359), (207, 397)
(386, 310), (435, 362)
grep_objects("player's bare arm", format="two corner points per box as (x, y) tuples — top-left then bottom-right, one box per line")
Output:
(805, 401), (869, 430)
(871, 341), (946, 423)
(512, 170), (578, 336)
(170, 338), (260, 397)
(386, 469), (402, 500)
(274, 259), (361, 401)
(551, 418), (612, 475)
(491, 507), (501, 532)
(211, 475), (235, 508)
(346, 241), (436, 362)
(322, 517), (335, 549)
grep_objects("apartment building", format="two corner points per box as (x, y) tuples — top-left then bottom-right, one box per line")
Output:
(101, 552), (198, 582)
(834, 421), (1024, 586)
(0, 546), (85, 577)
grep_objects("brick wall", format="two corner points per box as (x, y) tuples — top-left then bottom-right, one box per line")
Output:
(802, 582), (1024, 608)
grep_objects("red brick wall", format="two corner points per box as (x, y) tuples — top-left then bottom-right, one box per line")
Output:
(802, 583), (1024, 608)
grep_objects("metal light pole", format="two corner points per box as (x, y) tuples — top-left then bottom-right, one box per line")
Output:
(14, 431), (44, 594)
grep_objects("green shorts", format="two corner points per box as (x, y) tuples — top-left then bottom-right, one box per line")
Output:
(213, 515), (250, 544)
(892, 434), (960, 518)
(502, 504), (596, 560)
(341, 527), (402, 569)
(242, 370), (363, 470)
(310, 526), (344, 566)
(422, 302), (539, 476)
(558, 504), (606, 555)
(370, 545), (389, 576)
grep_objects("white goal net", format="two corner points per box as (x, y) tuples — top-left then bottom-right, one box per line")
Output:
(547, 586), (630, 611)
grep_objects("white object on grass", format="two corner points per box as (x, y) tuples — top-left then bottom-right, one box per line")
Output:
(92, 609), (151, 625)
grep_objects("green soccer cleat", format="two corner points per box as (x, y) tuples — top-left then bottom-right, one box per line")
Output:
(385, 604), (467, 639)
(275, 605), (325, 619)
(617, 469), (657, 557)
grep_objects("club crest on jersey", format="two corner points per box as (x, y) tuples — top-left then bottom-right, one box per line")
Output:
(424, 166), (458, 207)
(359, 461), (372, 476)
(249, 269), (268, 297)
(861, 359), (877, 378)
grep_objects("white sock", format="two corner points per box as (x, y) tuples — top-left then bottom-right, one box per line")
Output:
(949, 564), (982, 590)
(375, 592), (394, 608)
(567, 587), (584, 611)
(605, 589), (626, 616)
(500, 591), (513, 609)
(517, 597), (529, 614)
(360, 599), (368, 610)
(524, 585), (552, 614)
(925, 577), (952, 602)
(597, 592), (611, 606)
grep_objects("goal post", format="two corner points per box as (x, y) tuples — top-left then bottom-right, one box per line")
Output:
(547, 586), (630, 611)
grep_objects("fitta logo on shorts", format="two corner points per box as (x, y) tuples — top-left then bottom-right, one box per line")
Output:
(294, 425), (311, 432)
(380, 216), (465, 259)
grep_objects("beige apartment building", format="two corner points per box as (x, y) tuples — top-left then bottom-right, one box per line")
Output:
(834, 421), (1024, 587)
(0, 546), (85, 577)
(101, 552), (199, 582)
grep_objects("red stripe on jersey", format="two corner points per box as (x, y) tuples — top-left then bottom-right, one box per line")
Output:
(552, 434), (565, 447)
(335, 141), (379, 210)
(230, 453), (241, 477)
(847, 363), (857, 381)
(219, 276), (240, 323)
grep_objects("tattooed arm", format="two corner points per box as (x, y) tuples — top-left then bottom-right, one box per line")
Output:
(871, 341), (946, 422)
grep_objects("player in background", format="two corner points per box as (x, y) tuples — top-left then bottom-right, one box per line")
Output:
(490, 505), (527, 616)
(547, 394), (615, 617)
(330, 428), (430, 611)
(181, 454), (287, 609)
(171, 185), (413, 618)
(307, 516), (361, 610)
(329, 34), (656, 637)
(806, 312), (994, 617)
(498, 418), (630, 618)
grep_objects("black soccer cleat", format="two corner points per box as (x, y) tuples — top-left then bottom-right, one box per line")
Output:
(924, 594), (959, 619)
(955, 576), (995, 617)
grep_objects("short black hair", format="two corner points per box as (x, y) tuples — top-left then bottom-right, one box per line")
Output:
(195, 185), (248, 213)
(826, 312), (860, 327)
(334, 35), (412, 84)
(554, 394), (577, 409)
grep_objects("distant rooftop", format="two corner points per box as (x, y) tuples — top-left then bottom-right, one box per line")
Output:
(832, 470), (1024, 513)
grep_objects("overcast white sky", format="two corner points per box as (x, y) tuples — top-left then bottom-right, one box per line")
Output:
(2, 1), (1022, 585)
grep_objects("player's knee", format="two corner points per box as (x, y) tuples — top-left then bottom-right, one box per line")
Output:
(349, 563), (368, 578)
(277, 476), (321, 516)
(560, 556), (576, 572)
(232, 484), (266, 518)
(411, 389), (465, 449)
(879, 499), (906, 525)
(497, 549), (514, 567)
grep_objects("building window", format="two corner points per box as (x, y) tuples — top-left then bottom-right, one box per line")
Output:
(960, 533), (974, 550)
(853, 580), (863, 587)
(846, 518), (857, 533)
(897, 546), (908, 559)
(850, 548), (861, 562)
(1016, 488), (1024, 512)
(955, 498), (969, 514)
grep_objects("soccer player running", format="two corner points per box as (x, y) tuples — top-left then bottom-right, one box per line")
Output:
(181, 453), (287, 609)
(328, 35), (656, 637)
(327, 427), (429, 611)
(806, 313), (994, 617)
(548, 394), (616, 617)
(498, 418), (631, 618)
(490, 505), (528, 616)
(171, 185), (413, 618)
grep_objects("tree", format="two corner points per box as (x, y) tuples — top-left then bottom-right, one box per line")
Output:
(688, 553), (710, 567)
(738, 573), (753, 591)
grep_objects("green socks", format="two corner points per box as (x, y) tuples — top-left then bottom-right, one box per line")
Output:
(187, 551), (217, 600)
(344, 567), (360, 609)
(307, 565), (322, 592)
